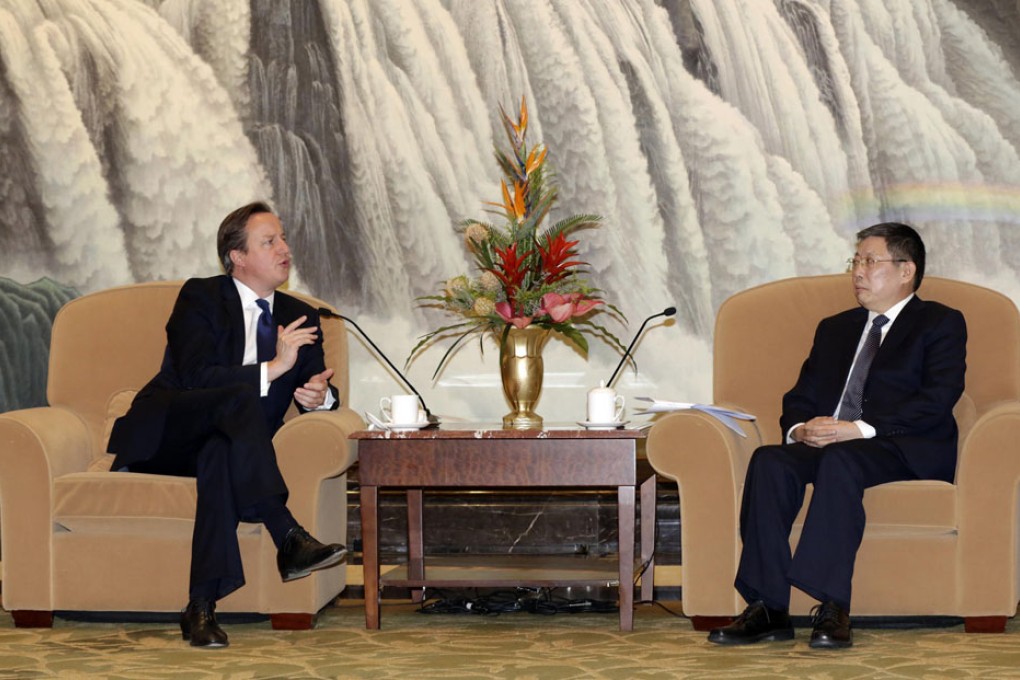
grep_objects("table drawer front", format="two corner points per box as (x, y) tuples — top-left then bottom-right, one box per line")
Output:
(358, 439), (636, 486)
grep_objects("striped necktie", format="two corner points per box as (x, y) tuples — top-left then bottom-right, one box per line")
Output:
(837, 314), (889, 422)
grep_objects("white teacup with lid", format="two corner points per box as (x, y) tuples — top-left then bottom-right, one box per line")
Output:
(587, 381), (625, 424)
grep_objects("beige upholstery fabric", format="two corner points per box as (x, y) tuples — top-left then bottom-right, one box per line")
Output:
(646, 275), (1020, 624)
(90, 389), (137, 472)
(0, 280), (363, 620)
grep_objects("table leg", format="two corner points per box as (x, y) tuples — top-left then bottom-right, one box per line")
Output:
(407, 489), (424, 603)
(640, 474), (657, 602)
(361, 485), (380, 629)
(618, 484), (635, 632)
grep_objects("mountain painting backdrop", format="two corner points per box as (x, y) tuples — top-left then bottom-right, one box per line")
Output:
(1, 0), (1019, 422)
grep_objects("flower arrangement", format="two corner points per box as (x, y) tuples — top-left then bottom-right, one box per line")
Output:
(411, 96), (624, 376)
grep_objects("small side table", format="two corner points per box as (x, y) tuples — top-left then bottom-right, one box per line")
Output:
(351, 424), (654, 631)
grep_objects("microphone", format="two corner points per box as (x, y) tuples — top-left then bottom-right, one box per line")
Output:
(606, 306), (677, 388)
(317, 307), (439, 425)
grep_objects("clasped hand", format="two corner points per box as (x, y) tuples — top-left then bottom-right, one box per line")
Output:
(793, 417), (863, 448)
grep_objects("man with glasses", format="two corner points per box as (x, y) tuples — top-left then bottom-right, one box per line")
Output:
(708, 222), (966, 649)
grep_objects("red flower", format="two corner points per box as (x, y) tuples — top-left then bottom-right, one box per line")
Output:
(539, 292), (602, 323)
(539, 232), (584, 284)
(490, 243), (531, 292)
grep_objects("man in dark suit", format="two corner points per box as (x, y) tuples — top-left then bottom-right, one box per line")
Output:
(708, 222), (966, 649)
(108, 202), (347, 648)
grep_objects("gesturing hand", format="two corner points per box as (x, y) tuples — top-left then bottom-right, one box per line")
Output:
(294, 368), (335, 410)
(267, 316), (318, 381)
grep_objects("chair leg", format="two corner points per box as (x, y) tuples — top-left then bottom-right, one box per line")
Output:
(963, 616), (1007, 633)
(12, 611), (54, 628)
(690, 615), (734, 632)
(270, 613), (315, 630)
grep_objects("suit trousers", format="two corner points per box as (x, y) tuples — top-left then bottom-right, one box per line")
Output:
(734, 439), (917, 612)
(129, 384), (291, 601)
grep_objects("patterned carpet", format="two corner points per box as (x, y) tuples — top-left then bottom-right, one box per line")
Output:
(3, 600), (1020, 679)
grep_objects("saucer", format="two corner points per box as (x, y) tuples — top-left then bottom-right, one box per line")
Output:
(577, 420), (629, 430)
(366, 412), (429, 431)
(385, 420), (430, 431)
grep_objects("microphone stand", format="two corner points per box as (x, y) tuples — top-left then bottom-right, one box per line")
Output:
(606, 306), (677, 388)
(318, 307), (440, 425)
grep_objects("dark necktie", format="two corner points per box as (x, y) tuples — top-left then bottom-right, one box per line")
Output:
(255, 298), (276, 362)
(837, 314), (889, 422)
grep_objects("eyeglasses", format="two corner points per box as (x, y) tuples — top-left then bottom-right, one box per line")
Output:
(845, 256), (908, 272)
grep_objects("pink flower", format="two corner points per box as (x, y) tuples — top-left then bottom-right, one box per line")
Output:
(495, 301), (533, 328)
(539, 292), (602, 323)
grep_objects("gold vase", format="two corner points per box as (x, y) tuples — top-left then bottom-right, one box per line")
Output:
(499, 325), (551, 429)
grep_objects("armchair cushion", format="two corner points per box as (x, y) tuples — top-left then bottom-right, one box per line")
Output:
(54, 472), (198, 522)
(792, 481), (956, 530)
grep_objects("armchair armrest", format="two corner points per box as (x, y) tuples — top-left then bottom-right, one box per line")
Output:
(271, 407), (363, 528)
(0, 406), (91, 611)
(645, 410), (763, 617)
(954, 401), (1020, 614)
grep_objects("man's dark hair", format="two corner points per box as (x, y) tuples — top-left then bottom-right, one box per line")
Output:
(856, 222), (925, 291)
(217, 201), (274, 275)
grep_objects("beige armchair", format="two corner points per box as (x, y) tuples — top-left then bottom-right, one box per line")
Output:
(0, 280), (363, 628)
(647, 275), (1020, 632)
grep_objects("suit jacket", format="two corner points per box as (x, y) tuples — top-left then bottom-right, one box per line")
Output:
(780, 295), (967, 482)
(108, 275), (337, 469)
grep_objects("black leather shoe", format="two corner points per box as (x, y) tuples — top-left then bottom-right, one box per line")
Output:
(707, 600), (794, 645)
(180, 598), (228, 648)
(277, 526), (348, 582)
(809, 600), (852, 649)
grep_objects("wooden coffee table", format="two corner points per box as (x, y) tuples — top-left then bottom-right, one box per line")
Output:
(351, 424), (654, 631)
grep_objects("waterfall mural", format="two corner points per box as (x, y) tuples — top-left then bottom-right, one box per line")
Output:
(1, 0), (1018, 423)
